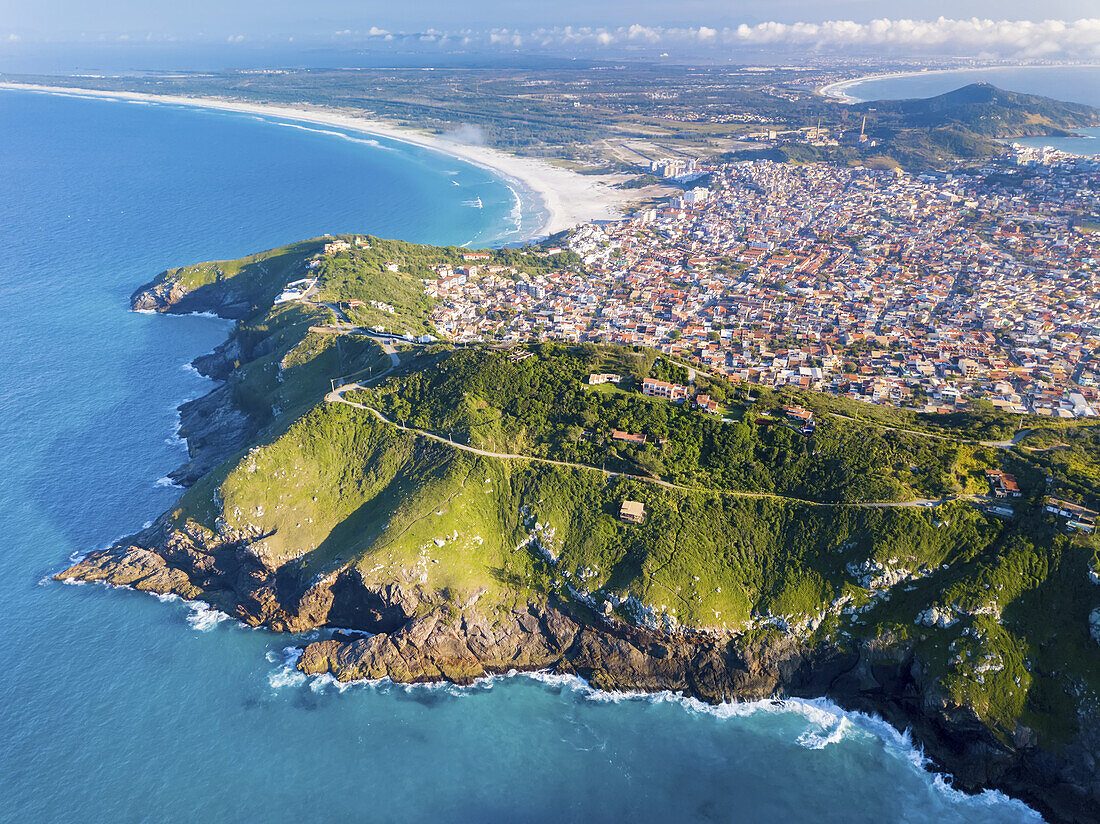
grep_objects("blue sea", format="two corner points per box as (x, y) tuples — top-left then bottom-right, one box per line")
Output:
(0, 87), (1042, 823)
(835, 65), (1100, 157)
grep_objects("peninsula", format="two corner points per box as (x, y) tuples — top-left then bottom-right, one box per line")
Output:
(59, 232), (1100, 824)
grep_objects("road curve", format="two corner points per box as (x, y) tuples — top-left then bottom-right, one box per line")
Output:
(326, 383), (955, 511)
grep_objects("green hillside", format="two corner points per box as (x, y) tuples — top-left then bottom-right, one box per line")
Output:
(61, 238), (1100, 820)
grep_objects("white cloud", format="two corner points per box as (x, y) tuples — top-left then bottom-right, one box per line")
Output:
(296, 18), (1100, 59)
(723, 17), (1100, 57)
(515, 18), (1100, 57)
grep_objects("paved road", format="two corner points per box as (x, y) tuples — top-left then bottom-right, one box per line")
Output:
(326, 383), (952, 511)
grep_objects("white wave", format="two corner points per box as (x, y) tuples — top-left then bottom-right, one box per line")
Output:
(181, 362), (203, 377)
(185, 600), (231, 631)
(932, 774), (1045, 819)
(132, 308), (157, 315)
(155, 476), (183, 489)
(268, 646), (308, 690)
(273, 121), (383, 148)
(796, 715), (853, 749)
(505, 184), (524, 233)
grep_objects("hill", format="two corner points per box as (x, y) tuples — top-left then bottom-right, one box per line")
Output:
(58, 238), (1100, 824)
(857, 83), (1100, 138)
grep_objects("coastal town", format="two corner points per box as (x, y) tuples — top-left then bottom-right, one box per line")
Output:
(428, 144), (1100, 419)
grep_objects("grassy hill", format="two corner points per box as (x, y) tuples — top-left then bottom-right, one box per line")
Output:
(63, 239), (1100, 822)
(857, 83), (1100, 138)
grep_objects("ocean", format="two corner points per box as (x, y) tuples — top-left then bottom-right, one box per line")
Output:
(832, 65), (1100, 157)
(0, 87), (1042, 823)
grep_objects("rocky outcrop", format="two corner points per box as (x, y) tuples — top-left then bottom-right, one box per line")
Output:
(55, 521), (1100, 824)
(191, 336), (242, 383)
(131, 274), (257, 319)
(135, 275), (259, 486)
(170, 384), (254, 486)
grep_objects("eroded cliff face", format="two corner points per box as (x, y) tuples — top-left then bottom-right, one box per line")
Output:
(133, 281), (258, 487)
(55, 524), (1100, 824)
(131, 276), (257, 319)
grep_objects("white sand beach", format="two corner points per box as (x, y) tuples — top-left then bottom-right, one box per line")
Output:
(0, 82), (634, 239)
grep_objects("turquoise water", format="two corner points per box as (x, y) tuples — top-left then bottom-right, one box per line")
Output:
(0, 88), (1042, 823)
(1010, 129), (1100, 159)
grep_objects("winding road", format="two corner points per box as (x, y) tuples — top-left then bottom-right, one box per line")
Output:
(325, 381), (956, 511)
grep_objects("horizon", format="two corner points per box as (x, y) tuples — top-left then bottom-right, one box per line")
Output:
(1, 4), (1099, 74)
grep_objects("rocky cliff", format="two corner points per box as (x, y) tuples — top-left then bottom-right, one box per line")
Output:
(57, 520), (1100, 824)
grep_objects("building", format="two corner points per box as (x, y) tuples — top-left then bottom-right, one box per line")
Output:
(620, 500), (646, 524)
(323, 239), (351, 255)
(612, 430), (647, 445)
(693, 394), (720, 414)
(588, 373), (622, 386)
(643, 378), (689, 402)
(1045, 498), (1098, 532)
(986, 470), (1022, 498)
(782, 405), (813, 422)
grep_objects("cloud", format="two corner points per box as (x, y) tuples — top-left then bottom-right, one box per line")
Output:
(7, 33), (20, 42)
(444, 123), (487, 145)
(723, 17), (1100, 57)
(292, 18), (1100, 59)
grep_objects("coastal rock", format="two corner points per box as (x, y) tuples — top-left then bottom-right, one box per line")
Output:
(57, 544), (203, 601)
(130, 275), (256, 319)
(170, 384), (254, 486)
(57, 520), (1100, 824)
(191, 337), (242, 382)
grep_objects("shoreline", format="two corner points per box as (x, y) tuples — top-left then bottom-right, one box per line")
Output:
(0, 81), (632, 241)
(818, 62), (1100, 103)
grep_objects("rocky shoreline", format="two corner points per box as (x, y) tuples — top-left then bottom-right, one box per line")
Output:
(57, 514), (1100, 824)
(54, 275), (1100, 824)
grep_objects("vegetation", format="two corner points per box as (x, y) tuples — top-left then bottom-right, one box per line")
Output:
(354, 344), (1005, 503)
(154, 237), (1099, 762)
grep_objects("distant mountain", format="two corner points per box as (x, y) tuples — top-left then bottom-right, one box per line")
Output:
(856, 82), (1100, 139)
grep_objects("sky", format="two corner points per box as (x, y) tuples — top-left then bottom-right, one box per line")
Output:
(1, 1), (1096, 41)
(1, 1), (1098, 70)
